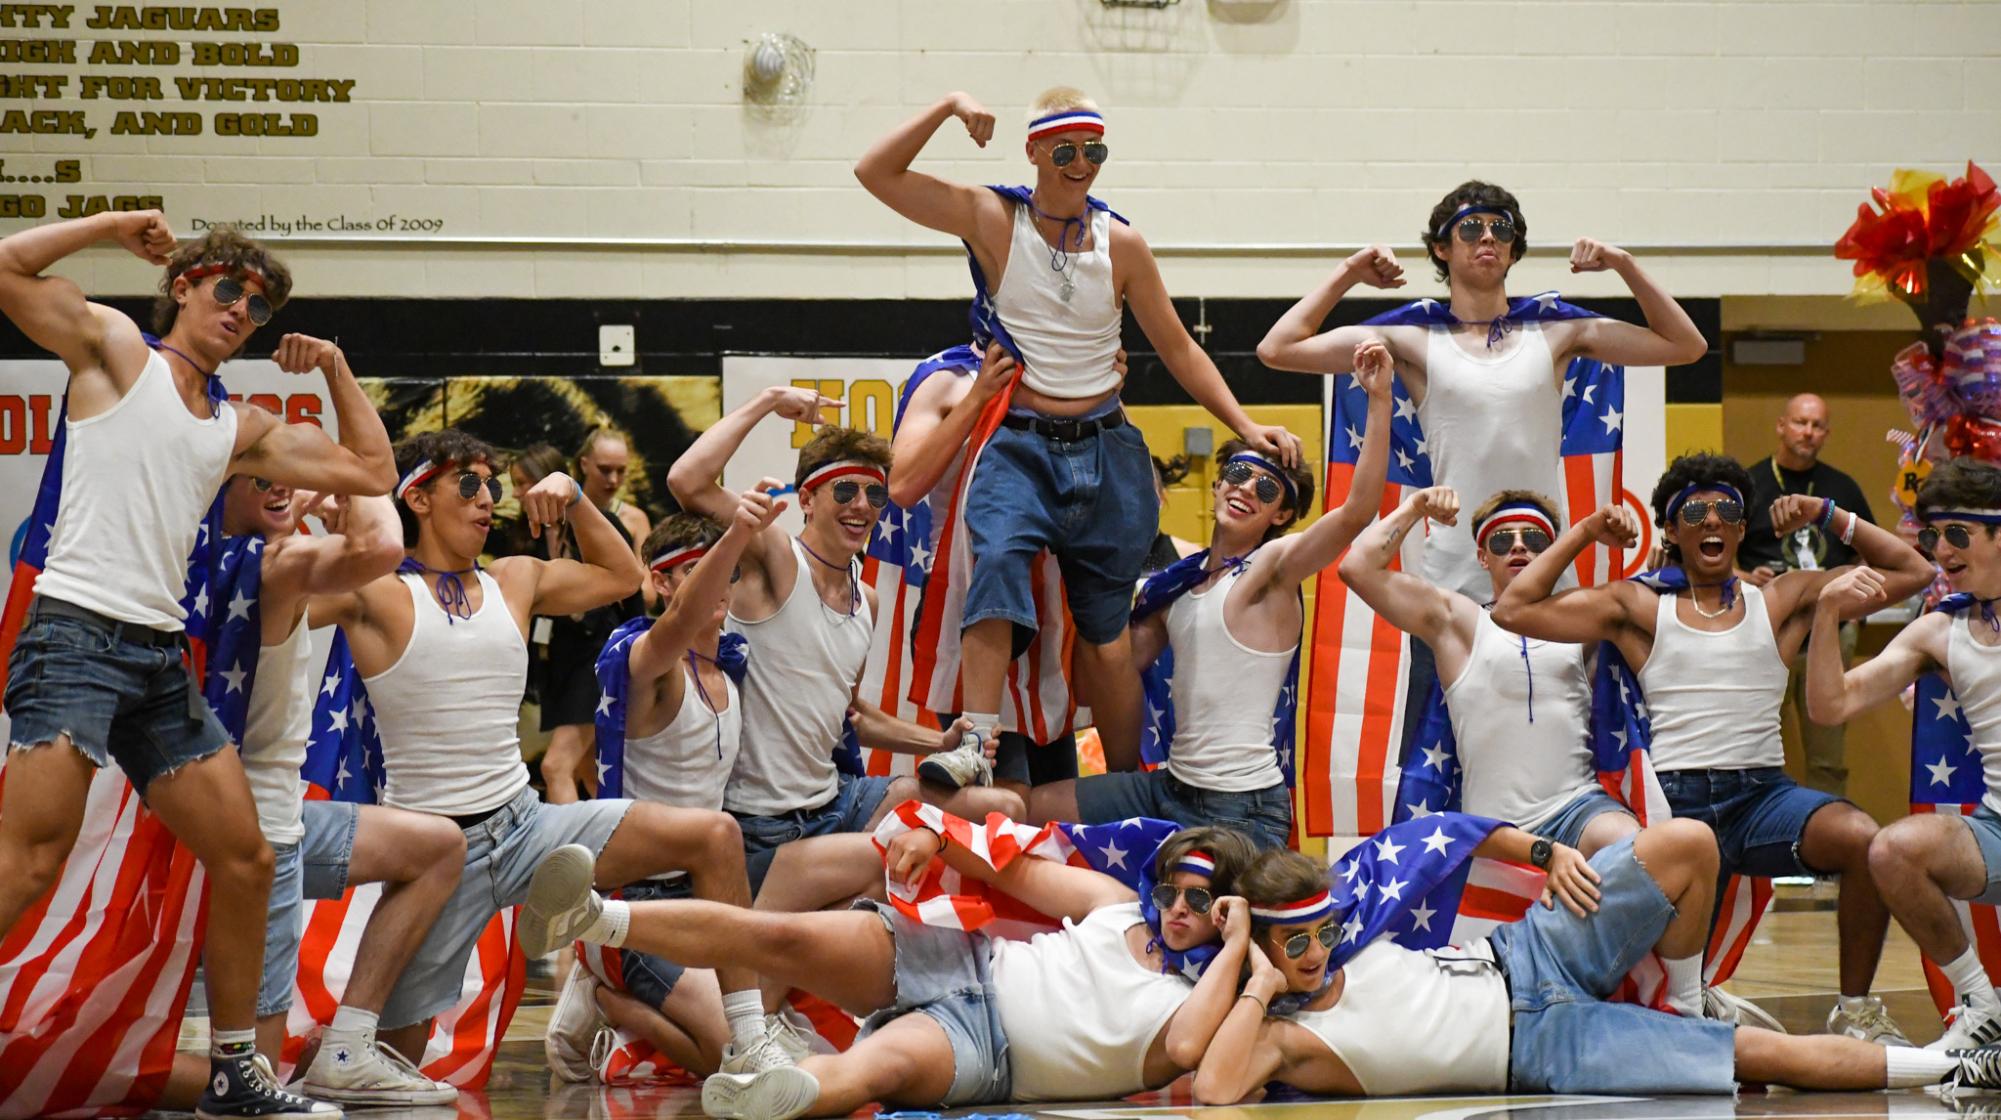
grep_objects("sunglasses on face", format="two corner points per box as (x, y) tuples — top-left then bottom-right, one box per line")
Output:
(1482, 527), (1552, 555)
(251, 477), (276, 493)
(827, 480), (889, 510)
(210, 274), (274, 326)
(1048, 141), (1109, 168)
(1149, 883), (1214, 916)
(455, 472), (502, 502)
(1281, 921), (1338, 960)
(1675, 499), (1745, 527)
(1919, 524), (1981, 555)
(1218, 460), (1284, 506)
(1453, 217), (1518, 245)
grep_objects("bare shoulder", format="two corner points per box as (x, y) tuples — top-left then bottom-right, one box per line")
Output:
(616, 502), (650, 537)
(905, 364), (972, 415)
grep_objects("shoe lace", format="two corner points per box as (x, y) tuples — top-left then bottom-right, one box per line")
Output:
(244, 1053), (321, 1108)
(740, 1033), (793, 1073)
(766, 1012), (812, 1054)
(375, 1041), (447, 1088)
(1948, 1046), (2001, 1094)
(588, 1026), (616, 1076)
(1843, 999), (1904, 1036)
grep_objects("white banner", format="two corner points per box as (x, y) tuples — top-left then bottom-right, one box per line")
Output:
(718, 355), (918, 536)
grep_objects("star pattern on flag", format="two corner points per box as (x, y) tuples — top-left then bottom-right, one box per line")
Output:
(1936, 693), (1964, 721)
(1913, 673), (1986, 806)
(219, 662), (246, 693)
(1099, 840), (1129, 869)
(1928, 757), (1959, 786)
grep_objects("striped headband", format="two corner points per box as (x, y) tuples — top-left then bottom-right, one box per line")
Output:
(1173, 850), (1216, 877)
(800, 459), (886, 492)
(1027, 108), (1104, 141)
(1663, 481), (1745, 523)
(649, 544), (709, 572)
(1225, 452), (1299, 508)
(1475, 502), (1556, 544)
(1251, 890), (1335, 925)
(395, 458), (451, 501)
(1926, 508), (2001, 525)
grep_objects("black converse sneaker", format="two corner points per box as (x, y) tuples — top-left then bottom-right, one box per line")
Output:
(197, 1050), (342, 1119)
(1946, 1043), (2001, 1097)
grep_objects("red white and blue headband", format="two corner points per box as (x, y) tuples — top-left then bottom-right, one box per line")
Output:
(396, 458), (452, 501)
(1172, 850), (1216, 878)
(1475, 502), (1556, 544)
(1926, 508), (2001, 525)
(1225, 452), (1299, 508)
(650, 544), (710, 573)
(800, 459), (886, 493)
(1251, 890), (1334, 925)
(1027, 108), (1104, 142)
(1433, 203), (1514, 241)
(1663, 481), (1745, 524)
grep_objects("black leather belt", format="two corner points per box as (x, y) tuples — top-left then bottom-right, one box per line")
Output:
(29, 596), (183, 649)
(1000, 410), (1126, 443)
(451, 806), (504, 830)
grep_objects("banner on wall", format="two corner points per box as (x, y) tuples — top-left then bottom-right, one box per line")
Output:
(719, 355), (917, 536)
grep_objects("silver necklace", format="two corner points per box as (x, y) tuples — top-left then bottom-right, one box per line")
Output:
(1688, 594), (1733, 619)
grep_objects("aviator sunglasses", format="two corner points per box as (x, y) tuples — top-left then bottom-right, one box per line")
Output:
(1919, 524), (1980, 555)
(454, 472), (503, 502)
(826, 480), (889, 510)
(1048, 141), (1110, 168)
(183, 264), (275, 326)
(1675, 499), (1745, 527)
(1482, 527), (1552, 556)
(1281, 921), (1338, 960)
(1219, 460), (1284, 506)
(1149, 883), (1215, 916)
(1454, 216), (1518, 244)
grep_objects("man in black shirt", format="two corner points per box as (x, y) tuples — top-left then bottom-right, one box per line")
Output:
(1741, 393), (1877, 796)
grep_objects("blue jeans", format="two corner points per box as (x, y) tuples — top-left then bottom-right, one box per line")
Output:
(1495, 835), (1739, 1095)
(1957, 805), (2001, 905)
(1074, 768), (1292, 849)
(1531, 788), (1634, 850)
(961, 415), (1158, 646)
(1655, 766), (1841, 879)
(854, 898), (1011, 1106)
(4, 598), (230, 794)
(257, 800), (359, 1017)
(732, 773), (898, 892)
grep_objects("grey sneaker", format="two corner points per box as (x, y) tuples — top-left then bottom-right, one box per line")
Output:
(520, 844), (602, 959)
(546, 960), (607, 1082)
(720, 1028), (797, 1076)
(1702, 986), (1786, 1032)
(1827, 995), (1912, 1045)
(300, 1037), (457, 1107)
(701, 1066), (820, 1120)
(765, 1010), (823, 1060)
(1935, 998), (2001, 1052)
(917, 730), (992, 790)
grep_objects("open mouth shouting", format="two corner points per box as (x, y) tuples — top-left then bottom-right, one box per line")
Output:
(1696, 535), (1726, 561)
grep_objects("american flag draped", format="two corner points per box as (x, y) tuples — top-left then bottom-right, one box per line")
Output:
(278, 631), (524, 1089)
(1909, 659), (2001, 1015)
(1302, 295), (1625, 838)
(592, 616), (746, 799)
(0, 357), (226, 1119)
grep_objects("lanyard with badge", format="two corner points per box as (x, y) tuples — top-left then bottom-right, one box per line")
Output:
(1776, 459), (1820, 571)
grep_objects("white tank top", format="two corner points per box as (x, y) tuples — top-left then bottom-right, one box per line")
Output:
(1946, 615), (2001, 815)
(1447, 611), (1599, 830)
(989, 902), (1189, 1101)
(624, 662), (741, 812)
(241, 611), (315, 844)
(991, 204), (1122, 400)
(1291, 939), (1510, 1096)
(1163, 562), (1292, 792)
(1415, 326), (1565, 602)
(723, 540), (873, 815)
(363, 571), (530, 815)
(1637, 583), (1788, 771)
(36, 349), (239, 629)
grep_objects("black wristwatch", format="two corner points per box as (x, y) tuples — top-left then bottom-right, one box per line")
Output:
(1529, 839), (1554, 870)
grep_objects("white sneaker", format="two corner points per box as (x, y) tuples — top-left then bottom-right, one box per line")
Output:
(768, 1008), (835, 1058)
(917, 730), (992, 790)
(1934, 998), (2001, 1051)
(701, 1066), (820, 1120)
(1701, 986), (1786, 1032)
(1827, 995), (1912, 1045)
(301, 1036), (457, 1107)
(720, 1028), (797, 1076)
(546, 960), (608, 1082)
(520, 844), (603, 959)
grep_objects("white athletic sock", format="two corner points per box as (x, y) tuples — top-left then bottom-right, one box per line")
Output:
(1885, 1045), (1957, 1086)
(963, 711), (999, 747)
(1663, 954), (1703, 1018)
(1943, 947), (2000, 1012)
(589, 898), (630, 948)
(211, 1027), (257, 1059)
(326, 1005), (379, 1039)
(723, 990), (765, 1050)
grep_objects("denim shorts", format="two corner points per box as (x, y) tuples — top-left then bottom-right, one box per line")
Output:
(1958, 805), (2001, 905)
(961, 415), (1158, 647)
(381, 787), (632, 1028)
(854, 898), (1010, 1107)
(733, 773), (897, 892)
(258, 800), (360, 1017)
(4, 601), (231, 794)
(1655, 766), (1841, 878)
(1074, 767), (1291, 850)
(1493, 835), (1738, 1095)
(1531, 788), (1635, 851)
(613, 876), (692, 1008)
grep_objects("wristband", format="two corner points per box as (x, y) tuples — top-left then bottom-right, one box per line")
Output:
(1816, 499), (1837, 530)
(1840, 508), (1859, 545)
(1239, 992), (1270, 1014)
(568, 478), (584, 507)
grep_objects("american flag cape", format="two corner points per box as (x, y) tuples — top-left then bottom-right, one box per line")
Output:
(0, 360), (228, 1119)
(1302, 295), (1624, 838)
(592, 617), (746, 799)
(1133, 550), (1299, 792)
(1908, 611), (2001, 1016)
(278, 629), (525, 1089)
